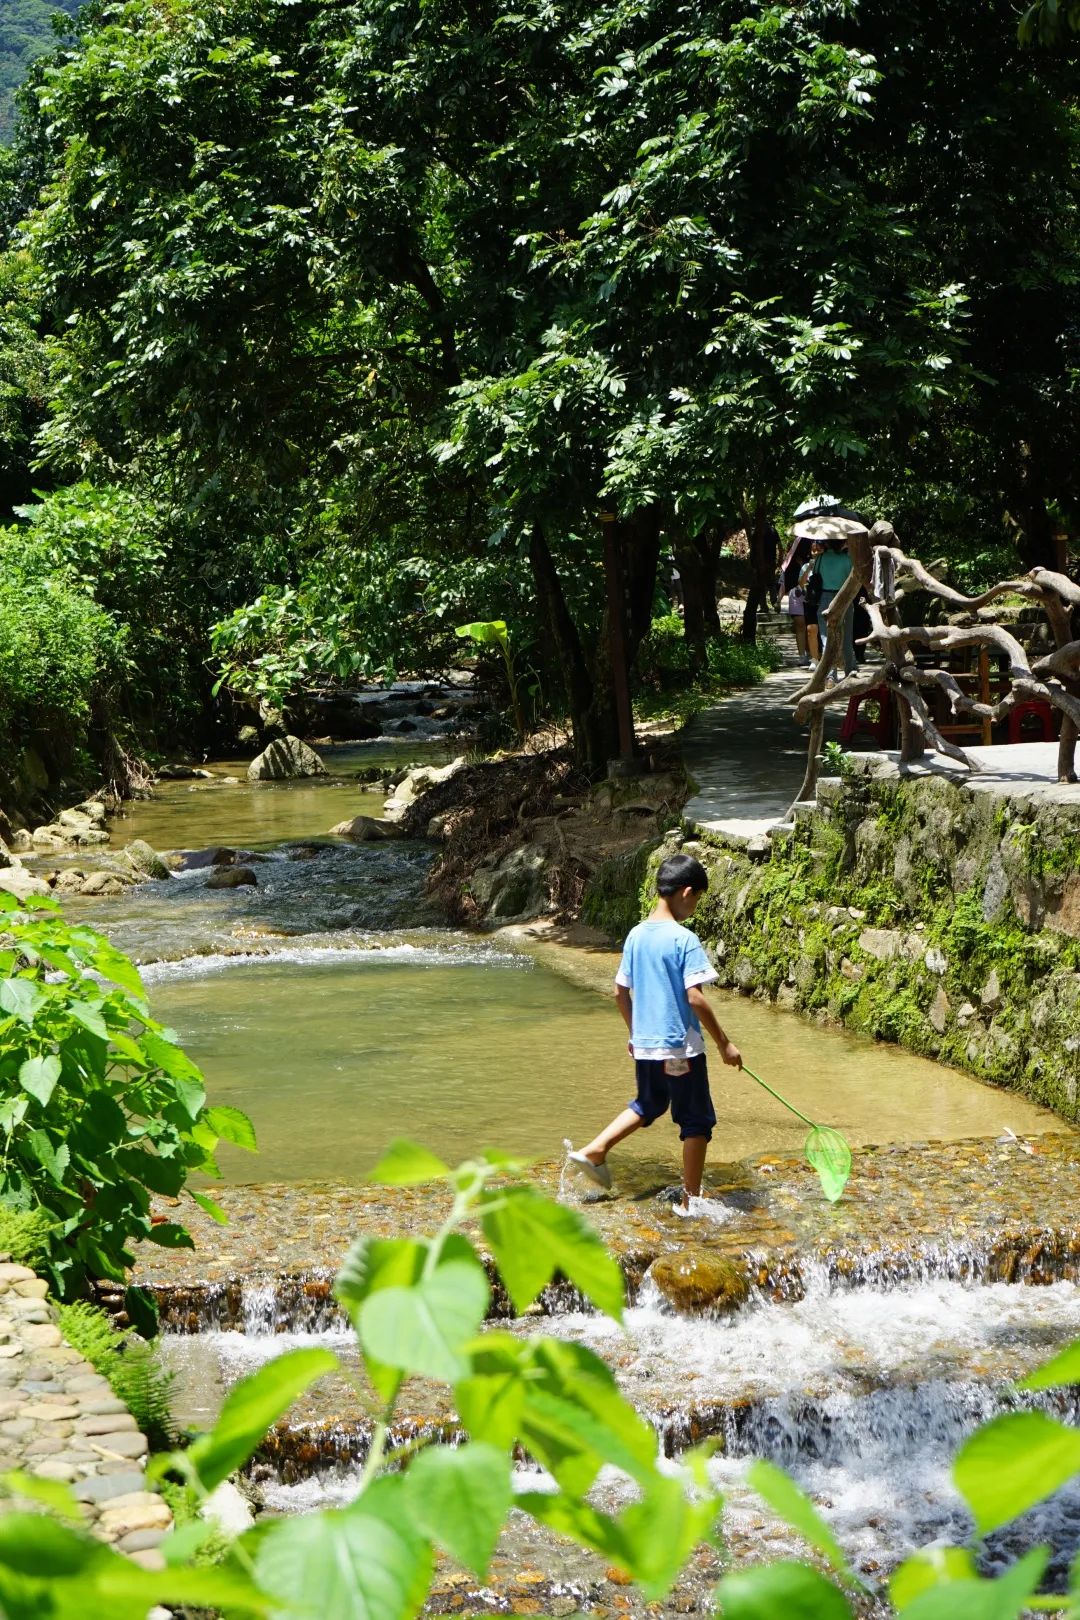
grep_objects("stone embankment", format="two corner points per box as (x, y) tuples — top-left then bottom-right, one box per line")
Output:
(643, 755), (1080, 1119)
(0, 1261), (171, 1565)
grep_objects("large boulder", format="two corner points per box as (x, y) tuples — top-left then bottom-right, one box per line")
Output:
(124, 840), (172, 881)
(206, 866), (258, 890)
(247, 736), (327, 782)
(0, 868), (51, 901)
(329, 816), (388, 842)
(470, 842), (549, 923)
(383, 756), (466, 821)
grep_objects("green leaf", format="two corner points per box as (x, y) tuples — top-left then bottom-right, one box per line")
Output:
(953, 1410), (1080, 1534)
(28, 1131), (69, 1187)
(716, 1562), (853, 1620)
(0, 980), (44, 1026)
(454, 1370), (525, 1451)
(18, 1055), (61, 1108)
(145, 1222), (194, 1250)
(1018, 1338), (1080, 1390)
(359, 1253), (490, 1385)
(335, 1235), (429, 1401)
(367, 1140), (450, 1185)
(480, 1186), (624, 1319)
(251, 1476), (432, 1620)
(403, 1443), (511, 1577)
(894, 1546), (1048, 1620)
(88, 943), (145, 1000)
(746, 1459), (856, 1586)
(0, 1470), (80, 1520)
(455, 619), (508, 648)
(204, 1106), (257, 1152)
(891, 1546), (977, 1609)
(186, 1347), (339, 1492)
(68, 1001), (109, 1043)
(190, 1190), (230, 1225)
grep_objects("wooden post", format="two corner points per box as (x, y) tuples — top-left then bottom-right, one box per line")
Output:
(599, 513), (636, 763)
(978, 646), (992, 745)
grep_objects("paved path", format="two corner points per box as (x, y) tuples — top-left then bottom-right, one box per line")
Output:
(0, 1261), (172, 1570)
(682, 667), (1080, 842)
(681, 667), (842, 840)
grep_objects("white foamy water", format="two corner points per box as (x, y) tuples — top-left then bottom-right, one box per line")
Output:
(141, 940), (527, 983)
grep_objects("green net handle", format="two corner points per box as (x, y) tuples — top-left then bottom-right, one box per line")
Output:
(741, 1066), (818, 1131)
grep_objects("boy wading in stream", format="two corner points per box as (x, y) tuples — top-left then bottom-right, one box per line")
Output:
(568, 854), (742, 1206)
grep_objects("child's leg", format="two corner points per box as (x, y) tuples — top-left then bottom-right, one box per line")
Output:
(682, 1135), (708, 1201)
(581, 1108), (643, 1166)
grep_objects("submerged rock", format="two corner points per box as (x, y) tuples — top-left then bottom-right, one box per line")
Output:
(206, 867), (258, 889)
(79, 870), (131, 897)
(124, 840), (172, 882)
(247, 737), (327, 782)
(329, 816), (388, 843)
(649, 1250), (751, 1316)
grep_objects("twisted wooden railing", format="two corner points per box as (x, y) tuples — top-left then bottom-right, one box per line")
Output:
(789, 522), (1080, 814)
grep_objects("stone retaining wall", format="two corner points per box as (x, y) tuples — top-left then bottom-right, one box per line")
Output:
(0, 1260), (172, 1565)
(647, 760), (1080, 1118)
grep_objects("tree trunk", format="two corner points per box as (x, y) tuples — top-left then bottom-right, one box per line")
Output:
(621, 507), (663, 664)
(694, 530), (723, 637)
(527, 523), (616, 771)
(674, 540), (709, 675)
(740, 506), (775, 643)
(1015, 491), (1059, 572)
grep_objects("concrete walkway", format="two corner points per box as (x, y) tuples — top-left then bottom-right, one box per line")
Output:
(682, 666), (1080, 842)
(681, 667), (842, 841)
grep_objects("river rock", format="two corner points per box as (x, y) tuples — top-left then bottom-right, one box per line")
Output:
(329, 816), (387, 842)
(123, 840), (172, 882)
(649, 1251), (751, 1315)
(0, 869), (51, 901)
(7, 831), (32, 854)
(79, 872), (130, 897)
(31, 826), (68, 851)
(383, 756), (466, 819)
(470, 843), (549, 923)
(205, 867), (258, 889)
(247, 736), (327, 781)
(981, 968), (1003, 1012)
(174, 847), (243, 871)
(201, 1480), (254, 1535)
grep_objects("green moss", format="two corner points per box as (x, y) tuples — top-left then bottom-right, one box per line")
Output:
(580, 838), (662, 941)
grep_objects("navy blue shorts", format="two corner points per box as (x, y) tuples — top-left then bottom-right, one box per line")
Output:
(629, 1054), (716, 1141)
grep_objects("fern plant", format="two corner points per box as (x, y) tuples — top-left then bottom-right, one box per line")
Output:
(56, 1300), (176, 1449)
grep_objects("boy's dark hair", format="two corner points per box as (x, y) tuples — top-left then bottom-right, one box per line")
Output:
(656, 853), (709, 896)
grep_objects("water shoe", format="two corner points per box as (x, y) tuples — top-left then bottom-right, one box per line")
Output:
(566, 1151), (612, 1190)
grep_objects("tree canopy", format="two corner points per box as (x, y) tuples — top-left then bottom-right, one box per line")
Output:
(0, 0), (1078, 772)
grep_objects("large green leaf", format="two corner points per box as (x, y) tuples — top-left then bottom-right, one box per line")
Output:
(1018, 1338), (1080, 1391)
(455, 620), (508, 648)
(403, 1443), (511, 1577)
(367, 1139), (450, 1186)
(892, 1546), (1048, 1620)
(953, 1411), (1080, 1534)
(18, 1055), (60, 1108)
(335, 1235), (428, 1401)
(716, 1562), (853, 1620)
(0, 980), (44, 1026)
(358, 1253), (490, 1385)
(479, 1186), (624, 1320)
(890, 1547), (978, 1609)
(251, 1476), (431, 1620)
(186, 1347), (339, 1492)
(204, 1106), (257, 1152)
(0, 1471), (80, 1522)
(746, 1460), (856, 1586)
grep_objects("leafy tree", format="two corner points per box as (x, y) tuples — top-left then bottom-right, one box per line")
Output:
(0, 894), (254, 1321)
(0, 0), (80, 145)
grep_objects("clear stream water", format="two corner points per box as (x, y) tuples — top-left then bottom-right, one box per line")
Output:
(54, 734), (1080, 1593)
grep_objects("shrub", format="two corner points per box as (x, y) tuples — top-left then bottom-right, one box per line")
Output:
(636, 612), (781, 693)
(56, 1299), (175, 1448)
(0, 894), (255, 1324)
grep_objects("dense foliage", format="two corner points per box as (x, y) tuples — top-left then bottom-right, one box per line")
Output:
(0, 0), (1077, 772)
(7, 1140), (1080, 1617)
(0, 894), (254, 1320)
(0, 0), (80, 144)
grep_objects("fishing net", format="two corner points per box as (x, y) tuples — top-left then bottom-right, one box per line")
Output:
(804, 1125), (852, 1203)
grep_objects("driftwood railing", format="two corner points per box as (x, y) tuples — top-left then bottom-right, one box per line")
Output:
(789, 521), (1080, 813)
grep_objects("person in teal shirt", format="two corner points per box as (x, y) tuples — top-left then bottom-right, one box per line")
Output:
(815, 540), (857, 676)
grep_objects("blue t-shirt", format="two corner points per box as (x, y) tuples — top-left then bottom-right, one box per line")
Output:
(615, 919), (718, 1057)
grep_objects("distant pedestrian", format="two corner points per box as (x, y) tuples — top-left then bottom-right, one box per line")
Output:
(800, 539), (825, 664)
(566, 854), (742, 1207)
(781, 535), (813, 666)
(816, 538), (857, 678)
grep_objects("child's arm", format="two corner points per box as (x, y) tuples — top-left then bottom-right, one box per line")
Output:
(687, 986), (742, 1067)
(616, 983), (633, 1055)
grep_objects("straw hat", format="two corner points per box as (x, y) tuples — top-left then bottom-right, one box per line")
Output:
(792, 514), (868, 542)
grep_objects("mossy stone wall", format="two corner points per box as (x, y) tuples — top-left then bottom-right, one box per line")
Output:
(619, 765), (1080, 1121)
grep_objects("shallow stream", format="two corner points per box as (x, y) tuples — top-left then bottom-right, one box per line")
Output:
(59, 730), (1080, 1604)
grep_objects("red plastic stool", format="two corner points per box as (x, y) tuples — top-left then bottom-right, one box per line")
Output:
(840, 683), (893, 746)
(1007, 699), (1055, 743)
